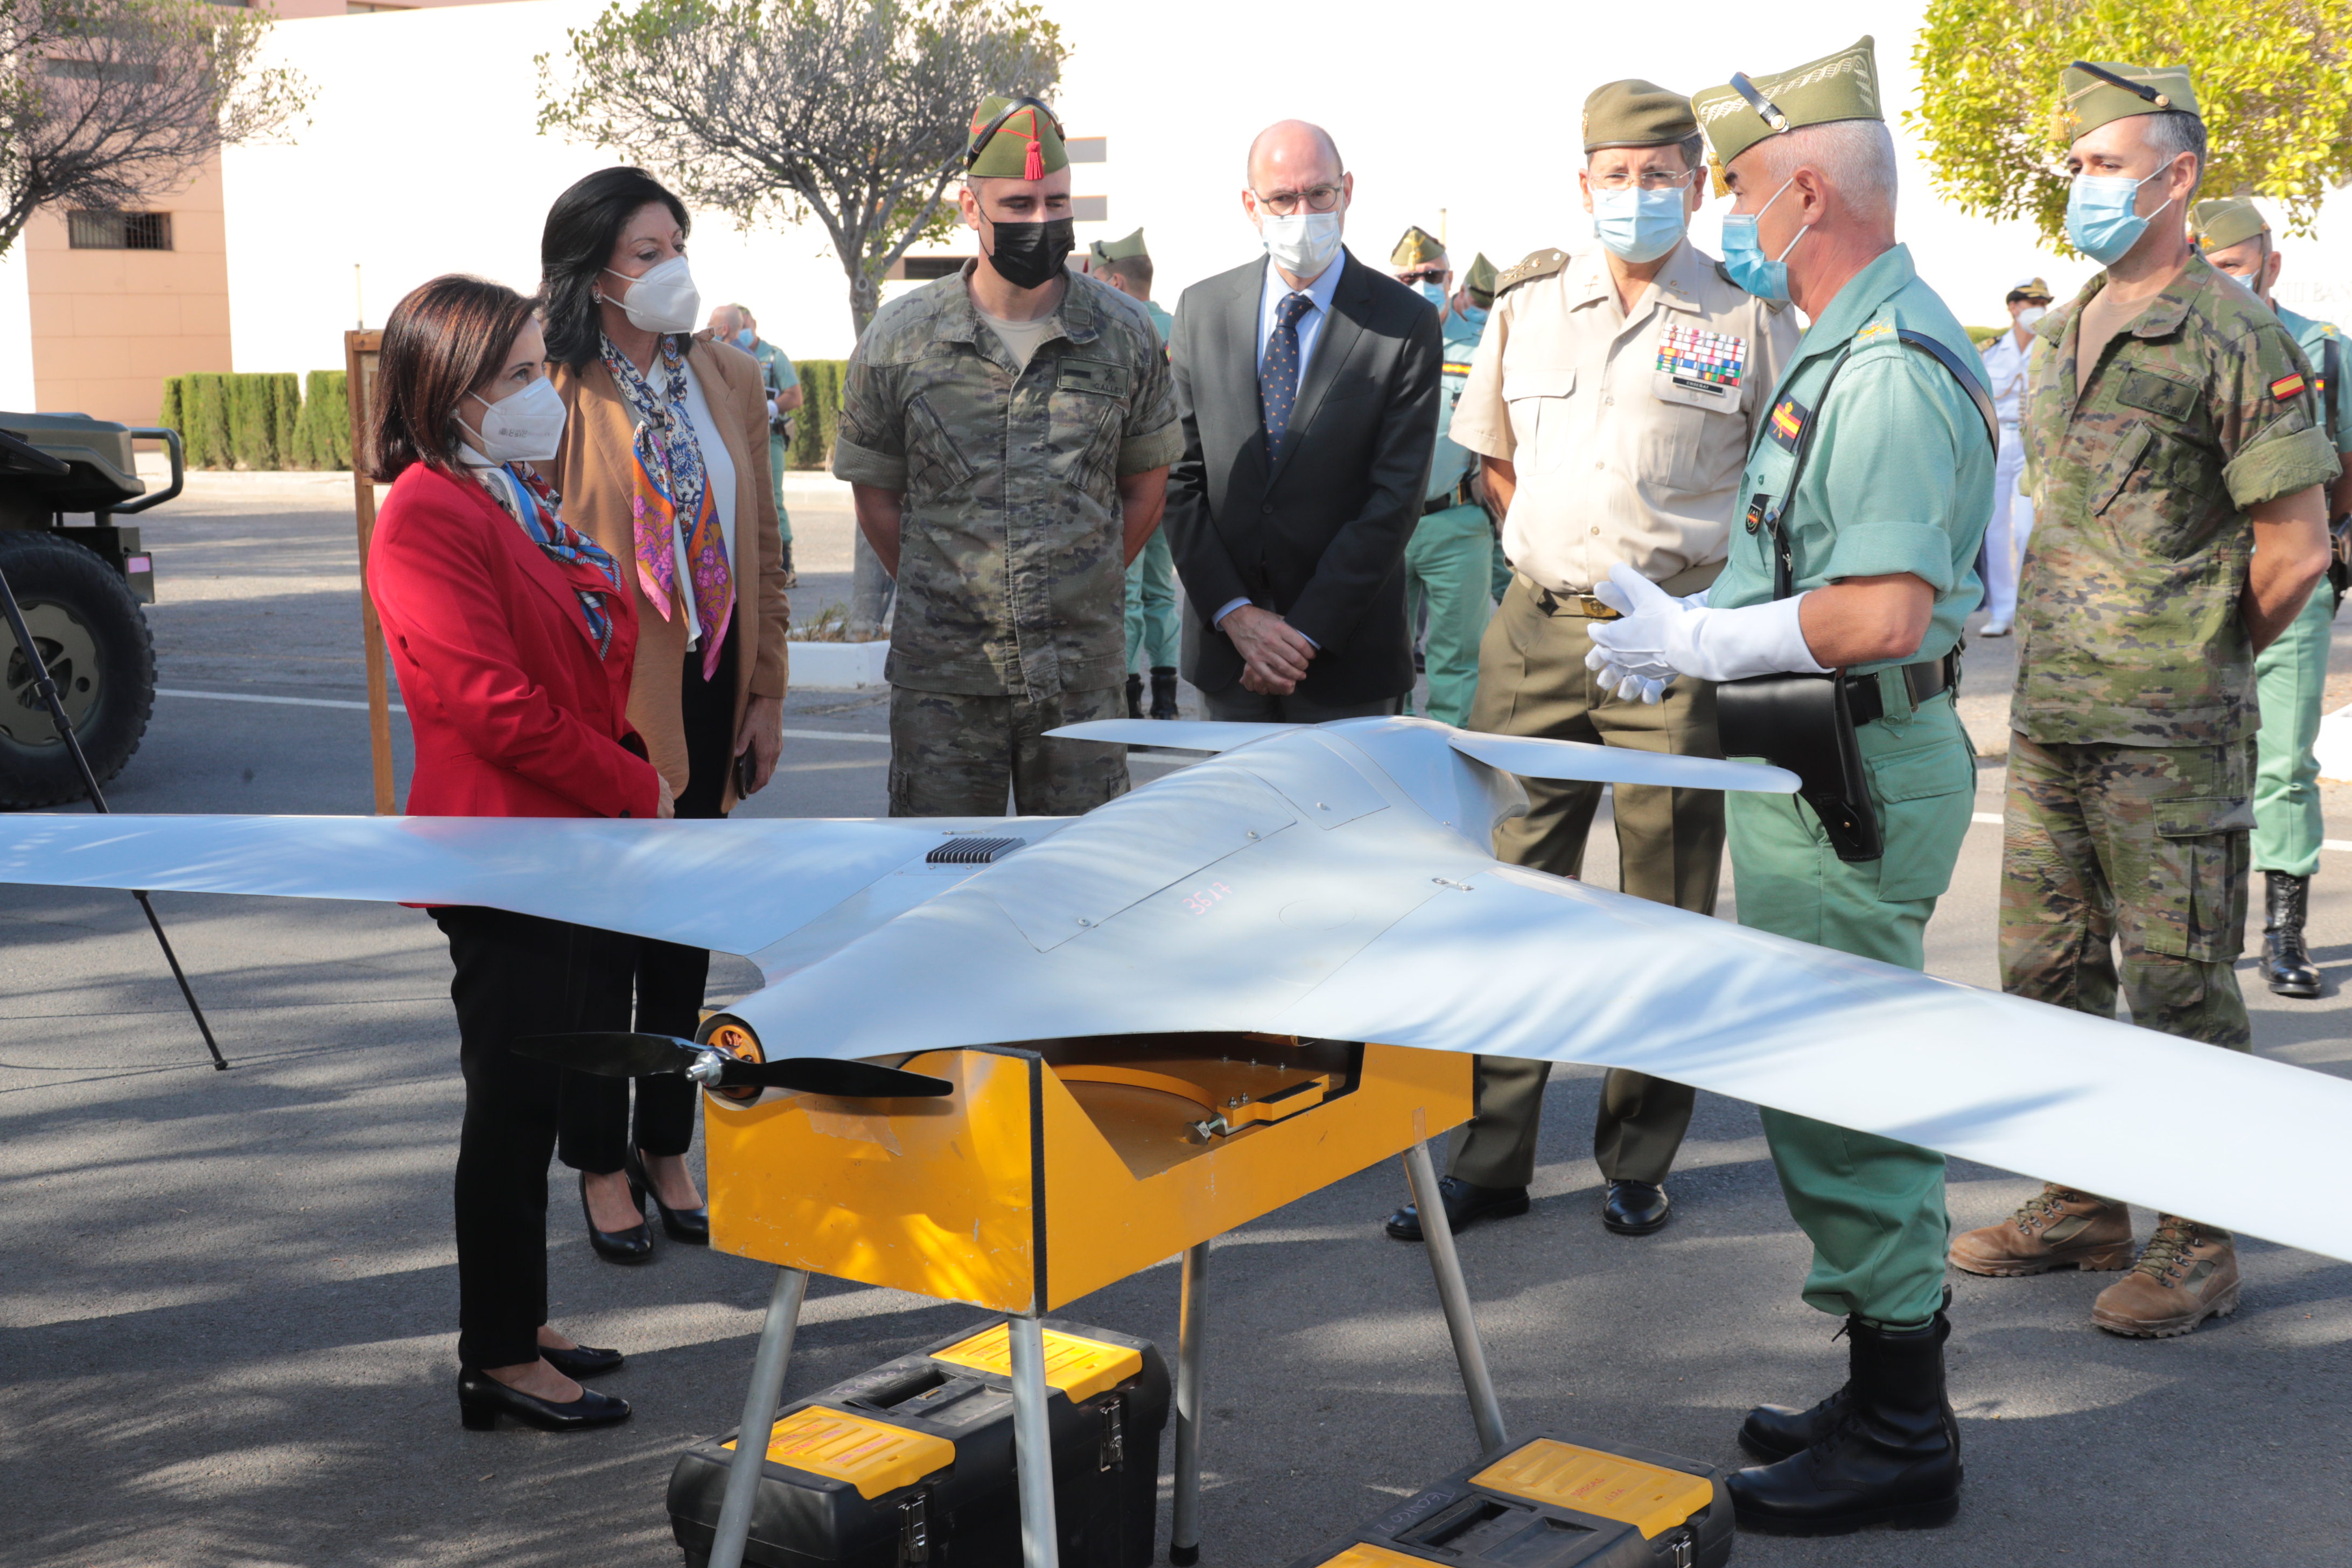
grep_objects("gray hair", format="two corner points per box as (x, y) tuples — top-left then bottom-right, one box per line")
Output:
(2140, 109), (2206, 194)
(1747, 118), (1899, 227)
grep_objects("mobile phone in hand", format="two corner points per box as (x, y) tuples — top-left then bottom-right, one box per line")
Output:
(735, 750), (759, 796)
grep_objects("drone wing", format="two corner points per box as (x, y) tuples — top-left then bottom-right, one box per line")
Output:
(0, 813), (1057, 962)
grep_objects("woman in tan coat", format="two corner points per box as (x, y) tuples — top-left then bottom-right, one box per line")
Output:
(539, 167), (791, 1261)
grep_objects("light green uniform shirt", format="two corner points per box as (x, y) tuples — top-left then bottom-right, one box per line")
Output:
(2276, 305), (2352, 456)
(1427, 305), (1485, 505)
(1711, 244), (1994, 676)
(1143, 299), (1174, 346)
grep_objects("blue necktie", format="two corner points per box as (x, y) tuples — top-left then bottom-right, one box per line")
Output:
(1260, 291), (1315, 461)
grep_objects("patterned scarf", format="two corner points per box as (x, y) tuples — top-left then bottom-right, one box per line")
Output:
(598, 332), (734, 678)
(473, 460), (624, 661)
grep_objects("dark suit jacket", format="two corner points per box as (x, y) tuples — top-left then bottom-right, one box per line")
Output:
(1163, 249), (1443, 702)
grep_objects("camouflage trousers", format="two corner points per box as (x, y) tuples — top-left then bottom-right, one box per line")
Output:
(2000, 734), (2255, 1051)
(887, 684), (1130, 817)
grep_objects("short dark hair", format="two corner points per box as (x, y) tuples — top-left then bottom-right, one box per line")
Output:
(540, 166), (691, 369)
(366, 274), (537, 484)
(2143, 110), (2206, 193)
(1102, 254), (1153, 291)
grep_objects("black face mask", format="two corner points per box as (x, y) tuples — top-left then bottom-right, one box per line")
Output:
(984, 215), (1076, 291)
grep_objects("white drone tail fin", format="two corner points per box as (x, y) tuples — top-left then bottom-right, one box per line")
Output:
(1047, 719), (1297, 753)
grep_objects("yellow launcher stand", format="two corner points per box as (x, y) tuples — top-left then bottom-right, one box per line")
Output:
(695, 1033), (1499, 1568)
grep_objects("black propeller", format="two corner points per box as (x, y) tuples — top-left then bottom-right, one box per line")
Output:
(512, 1032), (954, 1098)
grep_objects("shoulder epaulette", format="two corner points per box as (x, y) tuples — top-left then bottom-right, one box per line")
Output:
(1494, 248), (1570, 298)
(1713, 259), (1789, 312)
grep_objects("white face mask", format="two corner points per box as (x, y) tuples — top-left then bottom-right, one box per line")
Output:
(1259, 209), (1344, 280)
(603, 255), (701, 334)
(2015, 305), (2049, 328)
(461, 375), (567, 464)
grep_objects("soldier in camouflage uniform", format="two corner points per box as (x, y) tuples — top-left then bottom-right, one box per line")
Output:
(1952, 62), (2339, 1339)
(832, 95), (1182, 815)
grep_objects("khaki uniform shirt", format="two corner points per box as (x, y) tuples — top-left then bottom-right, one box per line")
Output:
(2013, 252), (2339, 747)
(833, 264), (1182, 698)
(1450, 239), (1798, 593)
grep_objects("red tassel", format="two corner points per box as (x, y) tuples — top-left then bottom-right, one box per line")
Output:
(1024, 138), (1044, 182)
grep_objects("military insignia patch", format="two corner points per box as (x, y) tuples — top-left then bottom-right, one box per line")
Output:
(2272, 372), (2308, 402)
(1656, 324), (1747, 388)
(1768, 395), (1808, 450)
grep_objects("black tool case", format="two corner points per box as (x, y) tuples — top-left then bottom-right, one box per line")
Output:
(1288, 1429), (1733, 1568)
(669, 1317), (1170, 1567)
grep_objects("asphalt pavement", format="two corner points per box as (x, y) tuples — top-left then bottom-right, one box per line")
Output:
(5, 473), (2351, 1567)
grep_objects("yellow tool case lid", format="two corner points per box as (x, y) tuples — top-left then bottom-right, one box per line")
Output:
(931, 1322), (1145, 1405)
(720, 1406), (955, 1500)
(1473, 1438), (1717, 1539)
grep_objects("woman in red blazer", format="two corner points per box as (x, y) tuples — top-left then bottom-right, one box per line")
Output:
(365, 274), (666, 1434)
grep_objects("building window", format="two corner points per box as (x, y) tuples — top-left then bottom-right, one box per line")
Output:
(890, 255), (971, 282)
(346, 3), (413, 12)
(45, 59), (162, 84)
(67, 211), (174, 251)
(1072, 196), (1107, 222)
(1066, 137), (1108, 164)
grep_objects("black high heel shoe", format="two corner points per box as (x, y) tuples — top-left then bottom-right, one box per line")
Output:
(626, 1146), (710, 1245)
(458, 1366), (631, 1431)
(538, 1340), (624, 1378)
(579, 1169), (653, 1264)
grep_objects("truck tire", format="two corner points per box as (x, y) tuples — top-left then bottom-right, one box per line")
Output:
(0, 530), (155, 809)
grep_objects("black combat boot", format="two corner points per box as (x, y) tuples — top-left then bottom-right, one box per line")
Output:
(1150, 666), (1180, 720)
(1728, 1311), (1961, 1535)
(1741, 1286), (1950, 1461)
(1125, 671), (1144, 720)
(2259, 871), (2322, 998)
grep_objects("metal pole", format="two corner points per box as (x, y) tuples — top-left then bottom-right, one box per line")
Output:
(1007, 1313), (1062, 1568)
(708, 1266), (810, 1568)
(0, 558), (226, 1069)
(1170, 1241), (1208, 1566)
(1403, 1140), (1507, 1455)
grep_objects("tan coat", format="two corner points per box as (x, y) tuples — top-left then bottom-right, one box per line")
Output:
(550, 339), (790, 809)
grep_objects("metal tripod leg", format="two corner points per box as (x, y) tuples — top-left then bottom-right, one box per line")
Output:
(1404, 1140), (1507, 1454)
(1008, 1313), (1061, 1568)
(1170, 1240), (1208, 1565)
(708, 1266), (810, 1568)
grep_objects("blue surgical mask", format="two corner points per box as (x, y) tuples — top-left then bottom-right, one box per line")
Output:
(2067, 167), (2172, 266)
(1416, 279), (1448, 309)
(734, 327), (756, 349)
(1456, 304), (1489, 333)
(1718, 177), (1808, 302)
(1591, 184), (1688, 263)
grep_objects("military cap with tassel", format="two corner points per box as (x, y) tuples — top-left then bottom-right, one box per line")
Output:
(1691, 36), (1882, 173)
(1391, 225), (1446, 271)
(2190, 196), (2267, 255)
(2059, 61), (2199, 144)
(966, 94), (1068, 181)
(1089, 227), (1150, 268)
(1464, 253), (1499, 306)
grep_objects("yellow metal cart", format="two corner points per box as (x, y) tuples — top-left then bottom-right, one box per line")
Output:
(694, 1026), (1500, 1568)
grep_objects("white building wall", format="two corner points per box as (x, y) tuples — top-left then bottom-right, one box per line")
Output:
(224, 0), (2352, 382)
(0, 240), (37, 411)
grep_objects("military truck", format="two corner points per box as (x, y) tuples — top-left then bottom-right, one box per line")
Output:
(0, 413), (184, 809)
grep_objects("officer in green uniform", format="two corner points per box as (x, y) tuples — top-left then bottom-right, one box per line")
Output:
(1461, 254), (1515, 604)
(1391, 224), (1494, 725)
(1950, 65), (2339, 1343)
(833, 96), (1182, 815)
(741, 307), (803, 587)
(1592, 38), (1990, 1532)
(2192, 194), (2352, 998)
(1090, 227), (1182, 719)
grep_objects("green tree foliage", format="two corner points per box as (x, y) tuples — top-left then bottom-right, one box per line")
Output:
(1910, 0), (2352, 250)
(538, 0), (1063, 336)
(786, 359), (844, 469)
(161, 370), (349, 470)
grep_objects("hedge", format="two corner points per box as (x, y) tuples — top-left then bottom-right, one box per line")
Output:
(787, 358), (846, 470)
(160, 369), (352, 471)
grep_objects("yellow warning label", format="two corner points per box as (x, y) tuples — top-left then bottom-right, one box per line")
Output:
(932, 1323), (1144, 1405)
(1473, 1438), (1714, 1539)
(722, 1406), (954, 1500)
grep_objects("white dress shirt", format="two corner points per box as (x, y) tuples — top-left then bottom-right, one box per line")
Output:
(1979, 326), (2033, 427)
(1216, 253), (1350, 631)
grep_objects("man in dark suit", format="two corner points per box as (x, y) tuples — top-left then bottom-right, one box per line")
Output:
(1164, 119), (1443, 720)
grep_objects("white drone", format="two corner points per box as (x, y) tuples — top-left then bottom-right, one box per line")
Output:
(3, 715), (2348, 1264)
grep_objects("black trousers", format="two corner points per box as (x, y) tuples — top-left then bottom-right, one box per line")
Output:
(435, 905), (636, 1369)
(557, 621), (739, 1175)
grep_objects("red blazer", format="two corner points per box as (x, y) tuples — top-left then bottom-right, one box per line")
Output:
(367, 463), (662, 820)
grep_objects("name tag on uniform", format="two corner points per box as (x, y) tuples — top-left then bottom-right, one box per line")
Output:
(1057, 358), (1130, 397)
(1653, 324), (1747, 413)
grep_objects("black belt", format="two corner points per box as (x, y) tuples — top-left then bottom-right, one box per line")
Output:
(1843, 650), (1958, 726)
(1423, 478), (1476, 516)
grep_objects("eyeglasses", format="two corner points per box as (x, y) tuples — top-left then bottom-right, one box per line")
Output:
(1589, 168), (1698, 193)
(1397, 268), (1447, 285)
(1253, 182), (1346, 216)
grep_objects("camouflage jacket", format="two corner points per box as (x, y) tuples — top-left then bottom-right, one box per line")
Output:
(833, 264), (1182, 697)
(2013, 252), (2340, 746)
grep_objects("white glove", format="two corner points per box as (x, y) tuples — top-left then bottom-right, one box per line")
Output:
(1585, 563), (1826, 703)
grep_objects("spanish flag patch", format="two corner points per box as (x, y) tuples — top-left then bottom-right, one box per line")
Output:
(2272, 371), (2308, 402)
(1768, 396), (1808, 451)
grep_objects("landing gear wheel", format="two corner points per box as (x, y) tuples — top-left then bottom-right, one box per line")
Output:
(0, 531), (153, 808)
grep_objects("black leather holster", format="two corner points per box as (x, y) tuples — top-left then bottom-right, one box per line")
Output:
(1717, 672), (1881, 862)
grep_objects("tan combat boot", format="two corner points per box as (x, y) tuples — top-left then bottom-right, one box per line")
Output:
(2091, 1217), (2241, 1338)
(1948, 1184), (2136, 1276)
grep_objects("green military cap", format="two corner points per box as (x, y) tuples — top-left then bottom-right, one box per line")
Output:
(2191, 196), (2267, 254)
(1464, 253), (1498, 306)
(2060, 60), (2199, 144)
(1692, 36), (1882, 172)
(1089, 227), (1149, 267)
(1391, 225), (1446, 270)
(1583, 79), (1698, 151)
(966, 94), (1068, 180)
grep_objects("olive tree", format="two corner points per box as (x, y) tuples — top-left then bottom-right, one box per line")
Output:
(1909, 0), (2352, 249)
(538, 0), (1065, 337)
(0, 0), (307, 260)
